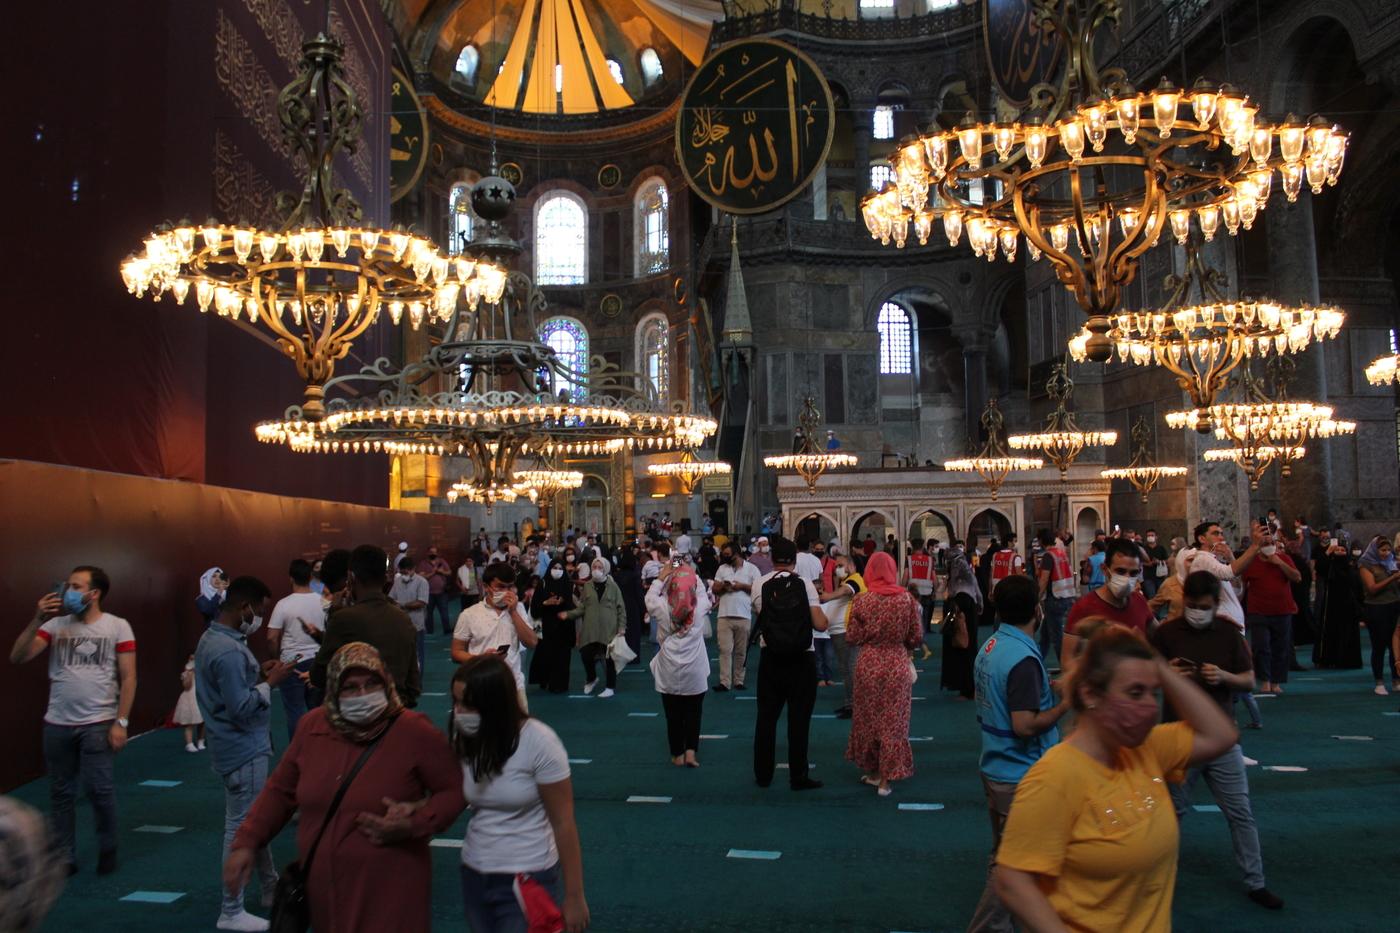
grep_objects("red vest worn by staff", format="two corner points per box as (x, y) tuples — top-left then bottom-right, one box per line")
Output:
(991, 549), (1019, 582)
(1046, 545), (1077, 599)
(908, 551), (934, 593)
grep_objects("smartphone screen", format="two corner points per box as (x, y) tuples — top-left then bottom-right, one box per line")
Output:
(495, 645), (509, 655)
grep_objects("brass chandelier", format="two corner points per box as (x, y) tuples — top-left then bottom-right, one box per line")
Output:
(119, 28), (505, 420)
(1009, 362), (1116, 478)
(764, 397), (857, 495)
(648, 448), (732, 497)
(945, 399), (1044, 500)
(1366, 353), (1399, 386)
(1068, 236), (1343, 431)
(860, 0), (1348, 362)
(1100, 416), (1187, 502)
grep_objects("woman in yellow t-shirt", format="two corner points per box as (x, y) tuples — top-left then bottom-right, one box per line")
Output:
(992, 627), (1239, 932)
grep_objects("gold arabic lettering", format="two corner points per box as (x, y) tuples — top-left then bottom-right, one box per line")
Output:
(700, 128), (779, 196)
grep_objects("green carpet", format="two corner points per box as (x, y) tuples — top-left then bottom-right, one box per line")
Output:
(14, 628), (1396, 932)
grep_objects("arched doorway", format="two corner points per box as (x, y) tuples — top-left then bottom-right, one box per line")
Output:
(967, 508), (1012, 553)
(908, 509), (955, 548)
(852, 510), (893, 554)
(796, 512), (838, 550)
(567, 475), (609, 536)
(1075, 507), (1102, 565)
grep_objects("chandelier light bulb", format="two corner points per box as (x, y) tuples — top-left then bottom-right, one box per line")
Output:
(1152, 79), (1180, 137)
(1114, 91), (1140, 144)
(957, 119), (983, 168)
(1025, 124), (1048, 168)
(943, 209), (963, 247)
(1049, 222), (1069, 252)
(1059, 116), (1085, 161)
(1190, 80), (1218, 127)
(924, 134), (948, 175)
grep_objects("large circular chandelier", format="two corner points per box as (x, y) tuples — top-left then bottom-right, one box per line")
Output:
(254, 172), (716, 494)
(1101, 417), (1187, 502)
(1008, 362), (1116, 478)
(1068, 237), (1344, 431)
(945, 399), (1044, 500)
(648, 448), (732, 497)
(860, 0), (1348, 362)
(764, 397), (857, 495)
(118, 32), (505, 420)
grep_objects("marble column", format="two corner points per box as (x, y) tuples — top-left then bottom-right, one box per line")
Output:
(1266, 190), (1333, 528)
(962, 345), (988, 442)
(852, 106), (873, 193)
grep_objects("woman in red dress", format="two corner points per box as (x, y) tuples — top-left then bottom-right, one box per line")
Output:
(225, 642), (465, 932)
(845, 551), (924, 796)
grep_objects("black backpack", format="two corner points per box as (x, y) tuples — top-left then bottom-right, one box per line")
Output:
(755, 573), (813, 654)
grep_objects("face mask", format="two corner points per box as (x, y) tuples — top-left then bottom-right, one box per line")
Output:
(565, 556), (576, 564)
(1100, 692), (1159, 747)
(1106, 573), (1138, 598)
(814, 551), (825, 559)
(1352, 549), (1363, 558)
(835, 567), (849, 579)
(592, 569), (607, 583)
(1145, 536), (1157, 545)
(400, 573), (414, 582)
(454, 711), (481, 736)
(1260, 545), (1276, 556)
(1184, 607), (1215, 629)
(339, 689), (387, 724)
(62, 588), (88, 615)
(239, 612), (263, 636)
(761, 546), (770, 553)
(549, 568), (564, 580)
(490, 591), (508, 608)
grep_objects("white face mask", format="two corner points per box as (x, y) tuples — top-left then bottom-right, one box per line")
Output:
(591, 569), (607, 583)
(1260, 545), (1276, 556)
(490, 590), (509, 608)
(1184, 606), (1215, 629)
(339, 689), (388, 724)
(239, 613), (263, 636)
(399, 573), (414, 582)
(1145, 536), (1157, 545)
(549, 568), (564, 579)
(454, 711), (481, 736)
(835, 567), (849, 579)
(760, 546), (771, 553)
(1352, 549), (1363, 558)
(1106, 573), (1139, 598)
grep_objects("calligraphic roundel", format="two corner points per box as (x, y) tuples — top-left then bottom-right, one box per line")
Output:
(984, 0), (1064, 108)
(675, 39), (835, 216)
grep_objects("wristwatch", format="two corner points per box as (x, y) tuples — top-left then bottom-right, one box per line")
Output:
(116, 717), (129, 728)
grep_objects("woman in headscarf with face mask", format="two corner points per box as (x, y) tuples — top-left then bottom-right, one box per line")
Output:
(1314, 535), (1364, 670)
(529, 560), (576, 694)
(226, 643), (465, 933)
(565, 558), (628, 698)
(197, 567), (228, 624)
(992, 626), (1240, 932)
(1358, 535), (1400, 695)
(941, 540), (983, 700)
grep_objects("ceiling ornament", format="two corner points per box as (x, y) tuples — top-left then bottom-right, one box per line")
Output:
(945, 399), (1044, 500)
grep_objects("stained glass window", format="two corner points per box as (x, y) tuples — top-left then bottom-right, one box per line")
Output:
(535, 192), (587, 284)
(637, 314), (669, 399)
(449, 183), (475, 256)
(636, 179), (669, 275)
(540, 317), (589, 401)
(878, 301), (913, 374)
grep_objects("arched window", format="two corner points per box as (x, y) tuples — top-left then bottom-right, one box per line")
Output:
(635, 178), (669, 275)
(878, 301), (913, 374)
(534, 191), (587, 284)
(639, 48), (663, 86)
(869, 162), (894, 192)
(454, 46), (479, 84)
(448, 183), (475, 255)
(539, 316), (589, 401)
(606, 58), (624, 84)
(636, 313), (670, 399)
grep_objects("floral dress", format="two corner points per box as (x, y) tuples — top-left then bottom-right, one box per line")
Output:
(844, 590), (924, 781)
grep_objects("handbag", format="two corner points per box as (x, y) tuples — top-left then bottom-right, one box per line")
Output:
(606, 633), (637, 673)
(514, 872), (564, 933)
(268, 716), (397, 933)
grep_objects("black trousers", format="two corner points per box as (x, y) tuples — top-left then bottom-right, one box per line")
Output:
(660, 692), (705, 756)
(579, 642), (617, 689)
(753, 649), (817, 785)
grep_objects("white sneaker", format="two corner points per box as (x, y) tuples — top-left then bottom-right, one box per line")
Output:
(185, 743), (198, 753)
(1375, 685), (1389, 697)
(197, 740), (206, 750)
(583, 681), (597, 695)
(216, 910), (270, 932)
(598, 688), (615, 699)
(1242, 755), (1259, 766)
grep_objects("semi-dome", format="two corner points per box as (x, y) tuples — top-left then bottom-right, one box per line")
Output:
(424, 0), (720, 116)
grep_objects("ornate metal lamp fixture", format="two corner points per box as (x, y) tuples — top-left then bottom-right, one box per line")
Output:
(120, 28), (506, 420)
(1068, 236), (1344, 432)
(764, 397), (857, 495)
(1009, 362), (1116, 478)
(945, 399), (1044, 500)
(861, 0), (1348, 362)
(647, 448), (732, 497)
(1100, 417), (1187, 501)
(1366, 353), (1399, 386)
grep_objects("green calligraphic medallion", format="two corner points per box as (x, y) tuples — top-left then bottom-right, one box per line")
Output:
(983, 0), (1065, 108)
(676, 39), (834, 215)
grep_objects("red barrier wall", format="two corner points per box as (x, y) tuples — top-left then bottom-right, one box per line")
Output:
(0, 459), (470, 792)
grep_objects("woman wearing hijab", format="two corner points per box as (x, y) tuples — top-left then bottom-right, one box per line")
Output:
(612, 546), (647, 657)
(1314, 537), (1364, 669)
(646, 558), (712, 766)
(1359, 535), (1400, 694)
(197, 567), (228, 624)
(530, 560), (576, 694)
(942, 539), (984, 700)
(226, 643), (464, 933)
(566, 558), (628, 698)
(845, 552), (924, 795)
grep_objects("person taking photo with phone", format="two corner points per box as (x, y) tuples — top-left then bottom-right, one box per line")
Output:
(453, 561), (540, 713)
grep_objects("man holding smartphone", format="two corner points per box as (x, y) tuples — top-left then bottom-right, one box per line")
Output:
(452, 562), (539, 711)
(265, 559), (324, 741)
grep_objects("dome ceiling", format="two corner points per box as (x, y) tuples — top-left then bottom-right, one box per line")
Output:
(422, 0), (720, 116)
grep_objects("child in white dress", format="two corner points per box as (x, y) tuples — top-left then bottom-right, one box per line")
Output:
(174, 654), (205, 752)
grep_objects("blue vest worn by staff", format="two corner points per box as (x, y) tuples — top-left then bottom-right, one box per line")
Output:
(974, 624), (1058, 784)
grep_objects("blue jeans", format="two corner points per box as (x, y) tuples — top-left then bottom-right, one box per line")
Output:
(278, 659), (318, 742)
(221, 755), (277, 919)
(43, 721), (117, 864)
(1040, 596), (1073, 667)
(426, 592), (453, 635)
(813, 637), (836, 682)
(1168, 743), (1266, 890)
(461, 862), (562, 933)
(1247, 613), (1292, 685)
(1235, 690), (1262, 726)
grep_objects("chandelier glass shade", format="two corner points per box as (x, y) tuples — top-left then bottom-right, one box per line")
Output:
(1365, 354), (1399, 386)
(1202, 444), (1305, 489)
(859, 0), (1348, 362)
(1008, 362), (1116, 477)
(119, 33), (506, 421)
(764, 397), (857, 495)
(1100, 417), (1187, 501)
(945, 399), (1044, 500)
(647, 448), (732, 497)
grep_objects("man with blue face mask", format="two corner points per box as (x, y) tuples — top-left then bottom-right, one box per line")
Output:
(10, 565), (136, 877)
(196, 575), (294, 931)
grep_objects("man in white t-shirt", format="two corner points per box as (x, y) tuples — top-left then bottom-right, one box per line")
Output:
(10, 565), (136, 875)
(1178, 520), (1265, 629)
(674, 528), (693, 557)
(712, 544), (762, 691)
(452, 562), (538, 710)
(390, 557), (431, 677)
(266, 558), (326, 741)
(749, 537), (827, 791)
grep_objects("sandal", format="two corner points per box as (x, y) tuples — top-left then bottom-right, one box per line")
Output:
(859, 775), (880, 788)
